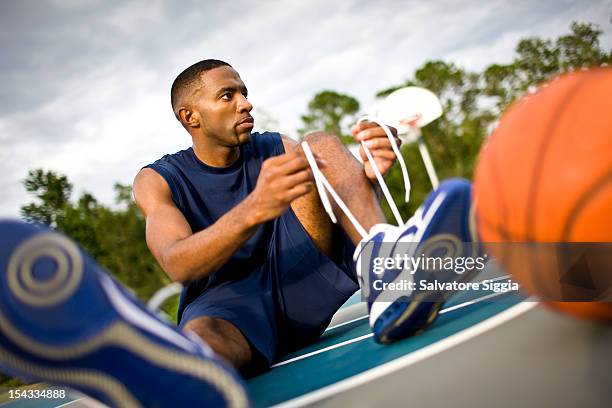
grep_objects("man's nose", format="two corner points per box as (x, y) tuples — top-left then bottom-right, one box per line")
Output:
(237, 94), (252, 112)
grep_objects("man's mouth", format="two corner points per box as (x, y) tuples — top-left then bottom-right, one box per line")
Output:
(236, 117), (254, 128)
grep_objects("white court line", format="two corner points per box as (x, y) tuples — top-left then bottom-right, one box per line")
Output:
(271, 301), (536, 408)
(54, 395), (108, 408)
(54, 398), (84, 408)
(324, 274), (512, 332)
(272, 334), (374, 368)
(439, 291), (508, 314)
(272, 287), (512, 368)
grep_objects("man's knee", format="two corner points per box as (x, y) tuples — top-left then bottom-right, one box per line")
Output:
(183, 316), (252, 369)
(303, 131), (360, 174)
(183, 315), (222, 337)
(303, 131), (345, 152)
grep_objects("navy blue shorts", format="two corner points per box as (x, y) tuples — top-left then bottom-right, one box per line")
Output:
(178, 208), (359, 371)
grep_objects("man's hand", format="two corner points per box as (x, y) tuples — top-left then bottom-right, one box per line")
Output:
(249, 150), (323, 223)
(351, 121), (401, 181)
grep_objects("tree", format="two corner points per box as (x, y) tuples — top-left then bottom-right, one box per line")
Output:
(558, 22), (611, 69)
(484, 21), (611, 112)
(298, 90), (360, 144)
(20, 170), (72, 227)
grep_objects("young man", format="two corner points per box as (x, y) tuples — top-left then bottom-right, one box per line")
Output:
(0, 59), (477, 407)
(131, 59), (403, 373)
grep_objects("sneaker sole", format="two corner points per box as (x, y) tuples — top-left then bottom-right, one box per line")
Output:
(0, 221), (248, 408)
(374, 180), (480, 344)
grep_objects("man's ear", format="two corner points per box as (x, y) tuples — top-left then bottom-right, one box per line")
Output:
(177, 107), (200, 129)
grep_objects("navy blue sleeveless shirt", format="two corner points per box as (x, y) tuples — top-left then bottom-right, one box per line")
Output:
(145, 132), (284, 321)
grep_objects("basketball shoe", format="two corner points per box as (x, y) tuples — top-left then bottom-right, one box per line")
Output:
(355, 178), (481, 343)
(0, 220), (249, 407)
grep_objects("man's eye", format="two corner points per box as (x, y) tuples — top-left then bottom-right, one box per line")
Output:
(242, 92), (248, 99)
(221, 92), (232, 100)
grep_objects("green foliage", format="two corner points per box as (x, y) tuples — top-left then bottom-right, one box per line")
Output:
(19, 172), (171, 302)
(374, 59), (492, 218)
(298, 90), (360, 144)
(484, 21), (611, 112)
(20, 170), (72, 227)
(377, 21), (610, 220)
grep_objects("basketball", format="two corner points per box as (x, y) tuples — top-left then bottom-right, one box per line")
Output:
(473, 68), (612, 322)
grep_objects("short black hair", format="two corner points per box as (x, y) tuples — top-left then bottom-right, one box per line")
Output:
(170, 59), (232, 113)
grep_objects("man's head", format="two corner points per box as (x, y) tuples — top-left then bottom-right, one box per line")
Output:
(171, 59), (254, 146)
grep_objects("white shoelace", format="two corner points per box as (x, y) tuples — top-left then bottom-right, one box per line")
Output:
(351, 191), (447, 268)
(301, 124), (452, 329)
(357, 115), (411, 222)
(301, 117), (411, 238)
(302, 142), (367, 237)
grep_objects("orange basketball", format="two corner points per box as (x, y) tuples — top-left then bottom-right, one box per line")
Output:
(473, 68), (612, 323)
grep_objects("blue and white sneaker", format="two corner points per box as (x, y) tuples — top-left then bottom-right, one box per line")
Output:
(302, 134), (481, 344)
(355, 178), (480, 343)
(0, 220), (250, 408)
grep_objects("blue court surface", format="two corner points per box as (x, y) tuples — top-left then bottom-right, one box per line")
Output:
(1, 272), (611, 408)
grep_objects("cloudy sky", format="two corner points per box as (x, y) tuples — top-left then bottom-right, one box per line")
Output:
(1, 0), (610, 217)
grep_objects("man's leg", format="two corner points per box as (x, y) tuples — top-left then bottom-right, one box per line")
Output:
(292, 133), (481, 344)
(183, 317), (252, 370)
(177, 267), (278, 375)
(291, 131), (386, 253)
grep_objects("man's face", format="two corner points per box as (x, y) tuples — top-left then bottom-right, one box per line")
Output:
(192, 66), (254, 146)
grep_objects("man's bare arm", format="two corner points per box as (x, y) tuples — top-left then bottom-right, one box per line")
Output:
(133, 168), (260, 283)
(133, 152), (315, 283)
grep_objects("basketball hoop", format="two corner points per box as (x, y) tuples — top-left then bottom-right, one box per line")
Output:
(377, 86), (443, 189)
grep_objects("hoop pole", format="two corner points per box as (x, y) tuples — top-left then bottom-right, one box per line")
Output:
(416, 130), (439, 189)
